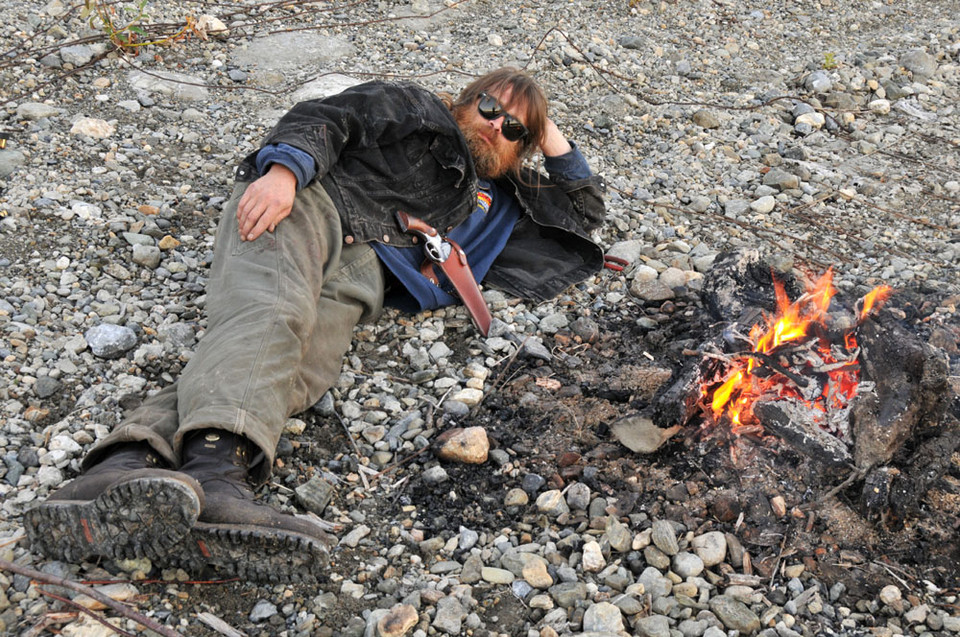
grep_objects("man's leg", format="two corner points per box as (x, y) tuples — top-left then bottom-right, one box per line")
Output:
(162, 180), (383, 582)
(26, 180), (382, 580)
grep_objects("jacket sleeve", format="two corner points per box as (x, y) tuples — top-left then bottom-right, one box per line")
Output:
(542, 144), (606, 232)
(558, 175), (606, 232)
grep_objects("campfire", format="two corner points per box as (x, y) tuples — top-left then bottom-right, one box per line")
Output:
(698, 268), (893, 442)
(641, 249), (957, 528)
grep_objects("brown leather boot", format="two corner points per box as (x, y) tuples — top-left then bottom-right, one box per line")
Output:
(24, 442), (204, 564)
(168, 430), (332, 583)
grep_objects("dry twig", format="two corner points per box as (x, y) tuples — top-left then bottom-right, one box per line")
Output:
(0, 557), (182, 636)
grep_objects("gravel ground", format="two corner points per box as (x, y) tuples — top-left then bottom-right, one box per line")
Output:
(1, 0), (959, 636)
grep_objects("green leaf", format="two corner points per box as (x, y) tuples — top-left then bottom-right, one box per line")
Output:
(130, 25), (146, 35)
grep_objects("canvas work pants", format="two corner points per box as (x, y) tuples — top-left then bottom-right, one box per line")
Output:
(84, 180), (385, 482)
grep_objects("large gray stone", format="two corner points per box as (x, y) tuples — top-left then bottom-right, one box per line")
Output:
(691, 531), (727, 566)
(900, 49), (938, 79)
(85, 324), (137, 359)
(60, 44), (96, 66)
(232, 33), (356, 71)
(294, 475), (335, 515)
(634, 614), (671, 637)
(0, 150), (25, 178)
(249, 599), (278, 622)
(16, 102), (62, 120)
(127, 70), (210, 101)
(709, 595), (761, 633)
(132, 244), (161, 269)
(582, 602), (624, 633)
(432, 596), (463, 635)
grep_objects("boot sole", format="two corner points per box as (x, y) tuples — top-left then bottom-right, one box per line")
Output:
(24, 476), (202, 563)
(162, 523), (330, 584)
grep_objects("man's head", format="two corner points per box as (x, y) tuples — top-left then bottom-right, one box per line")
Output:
(451, 67), (548, 179)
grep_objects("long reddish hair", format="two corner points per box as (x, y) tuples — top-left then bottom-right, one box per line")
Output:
(446, 67), (548, 173)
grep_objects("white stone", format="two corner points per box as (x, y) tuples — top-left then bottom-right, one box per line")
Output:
(878, 584), (901, 605)
(632, 264), (659, 283)
(70, 117), (115, 138)
(692, 531), (727, 566)
(582, 601), (624, 633)
(795, 112), (825, 128)
(868, 99), (891, 114)
(449, 387), (483, 407)
(751, 195), (776, 213)
(535, 490), (569, 517)
(581, 540), (606, 572)
(195, 14), (229, 39)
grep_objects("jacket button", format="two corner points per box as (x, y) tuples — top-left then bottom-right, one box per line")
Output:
(344, 235), (354, 244)
(382, 234), (390, 243)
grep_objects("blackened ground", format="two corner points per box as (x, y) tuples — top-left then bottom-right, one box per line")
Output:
(141, 284), (959, 636)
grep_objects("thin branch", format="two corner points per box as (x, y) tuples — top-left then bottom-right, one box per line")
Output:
(0, 557), (182, 637)
(42, 590), (138, 637)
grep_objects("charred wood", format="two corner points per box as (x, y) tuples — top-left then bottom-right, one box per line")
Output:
(849, 313), (951, 469)
(752, 398), (853, 474)
(701, 249), (803, 323)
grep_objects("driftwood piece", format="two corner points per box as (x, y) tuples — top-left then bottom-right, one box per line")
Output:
(849, 313), (951, 469)
(701, 248), (804, 323)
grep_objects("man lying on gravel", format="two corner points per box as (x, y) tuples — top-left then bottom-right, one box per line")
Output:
(23, 67), (606, 583)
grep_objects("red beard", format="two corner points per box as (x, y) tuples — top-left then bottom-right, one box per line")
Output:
(455, 107), (521, 179)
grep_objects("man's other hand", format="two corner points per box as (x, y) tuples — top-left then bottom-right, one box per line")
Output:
(237, 164), (297, 241)
(540, 118), (573, 158)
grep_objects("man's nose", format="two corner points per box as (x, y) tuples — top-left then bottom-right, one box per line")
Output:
(488, 115), (504, 132)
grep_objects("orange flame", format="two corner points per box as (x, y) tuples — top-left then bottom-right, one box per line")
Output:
(704, 271), (892, 433)
(859, 285), (892, 321)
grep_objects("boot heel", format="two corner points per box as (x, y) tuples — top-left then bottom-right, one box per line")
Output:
(25, 474), (203, 563)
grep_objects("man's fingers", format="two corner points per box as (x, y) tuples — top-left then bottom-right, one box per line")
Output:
(240, 201), (265, 239)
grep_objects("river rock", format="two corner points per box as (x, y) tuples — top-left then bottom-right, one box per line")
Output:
(435, 426), (488, 463)
(899, 48), (938, 79)
(69, 117), (115, 138)
(581, 540), (606, 572)
(709, 595), (761, 633)
(16, 102), (62, 120)
(635, 614), (671, 637)
(651, 519), (680, 555)
(691, 531), (727, 566)
(582, 601), (624, 633)
(84, 324), (137, 359)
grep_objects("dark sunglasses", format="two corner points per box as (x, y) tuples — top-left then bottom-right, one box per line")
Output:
(477, 92), (529, 143)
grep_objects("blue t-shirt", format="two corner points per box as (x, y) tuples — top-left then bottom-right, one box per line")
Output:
(256, 142), (592, 312)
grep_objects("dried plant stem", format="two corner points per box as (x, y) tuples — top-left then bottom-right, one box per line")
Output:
(0, 557), (182, 637)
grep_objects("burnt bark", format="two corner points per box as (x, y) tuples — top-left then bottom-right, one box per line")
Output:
(701, 249), (803, 322)
(862, 414), (960, 527)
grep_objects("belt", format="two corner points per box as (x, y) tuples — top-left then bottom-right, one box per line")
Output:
(395, 211), (492, 336)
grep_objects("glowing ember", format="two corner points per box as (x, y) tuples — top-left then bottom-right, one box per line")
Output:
(701, 271), (892, 435)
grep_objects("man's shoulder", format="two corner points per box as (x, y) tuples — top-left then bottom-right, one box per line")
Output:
(340, 79), (434, 101)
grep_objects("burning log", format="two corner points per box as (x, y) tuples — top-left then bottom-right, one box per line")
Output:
(752, 398), (853, 472)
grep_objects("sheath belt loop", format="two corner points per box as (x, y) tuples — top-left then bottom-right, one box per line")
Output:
(395, 211), (493, 336)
